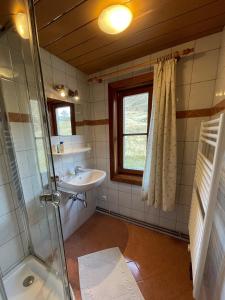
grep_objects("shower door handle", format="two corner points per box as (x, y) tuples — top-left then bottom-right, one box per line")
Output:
(40, 191), (61, 207)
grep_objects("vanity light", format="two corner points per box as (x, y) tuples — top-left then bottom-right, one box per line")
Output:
(54, 84), (66, 98)
(54, 85), (79, 100)
(74, 90), (79, 101)
(60, 89), (66, 97)
(98, 5), (133, 35)
(14, 13), (29, 39)
(68, 89), (79, 101)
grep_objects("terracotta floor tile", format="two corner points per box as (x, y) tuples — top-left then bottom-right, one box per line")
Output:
(64, 212), (193, 299)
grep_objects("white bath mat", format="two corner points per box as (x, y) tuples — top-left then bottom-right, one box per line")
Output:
(78, 247), (144, 300)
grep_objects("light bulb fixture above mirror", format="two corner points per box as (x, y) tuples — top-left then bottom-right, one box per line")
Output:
(53, 84), (79, 101)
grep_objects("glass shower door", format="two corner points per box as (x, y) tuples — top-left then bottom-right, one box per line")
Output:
(0, 0), (71, 299)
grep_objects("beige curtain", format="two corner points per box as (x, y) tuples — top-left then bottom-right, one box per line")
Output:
(142, 58), (177, 211)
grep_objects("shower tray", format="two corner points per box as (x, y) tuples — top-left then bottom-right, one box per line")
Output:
(3, 256), (75, 300)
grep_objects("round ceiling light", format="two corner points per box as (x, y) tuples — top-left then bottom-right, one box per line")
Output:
(98, 5), (133, 35)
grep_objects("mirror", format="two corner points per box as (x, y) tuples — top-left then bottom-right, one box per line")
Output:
(47, 98), (76, 136)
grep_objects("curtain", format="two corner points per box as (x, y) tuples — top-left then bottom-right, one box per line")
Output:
(142, 58), (177, 211)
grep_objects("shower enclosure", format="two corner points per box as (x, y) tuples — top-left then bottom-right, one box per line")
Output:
(0, 0), (73, 299)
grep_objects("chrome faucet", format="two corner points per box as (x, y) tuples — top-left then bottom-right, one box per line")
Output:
(75, 166), (82, 176)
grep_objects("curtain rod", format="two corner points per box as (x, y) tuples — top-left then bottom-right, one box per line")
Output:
(88, 48), (194, 83)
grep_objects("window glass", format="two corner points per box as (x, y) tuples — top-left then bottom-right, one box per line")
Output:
(123, 135), (147, 170)
(55, 106), (72, 136)
(122, 92), (149, 171)
(123, 92), (148, 134)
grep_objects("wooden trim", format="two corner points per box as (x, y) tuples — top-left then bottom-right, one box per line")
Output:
(108, 72), (154, 185)
(75, 119), (109, 126)
(108, 73), (154, 89)
(117, 85), (153, 176)
(111, 174), (142, 186)
(47, 98), (76, 135)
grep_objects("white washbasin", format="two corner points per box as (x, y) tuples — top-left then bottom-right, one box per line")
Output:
(57, 169), (106, 193)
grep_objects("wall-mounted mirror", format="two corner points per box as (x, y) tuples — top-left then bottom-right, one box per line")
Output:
(47, 98), (76, 136)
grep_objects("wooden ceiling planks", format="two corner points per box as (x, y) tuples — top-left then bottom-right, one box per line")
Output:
(37, 0), (212, 50)
(64, 1), (225, 66)
(34, 0), (85, 29)
(34, 0), (225, 74)
(78, 16), (225, 74)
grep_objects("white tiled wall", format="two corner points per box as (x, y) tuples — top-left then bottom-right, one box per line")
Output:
(213, 28), (225, 106)
(199, 30), (225, 299)
(40, 48), (92, 125)
(40, 48), (97, 239)
(0, 30), (95, 275)
(0, 31), (34, 274)
(89, 31), (224, 235)
(50, 134), (96, 240)
(0, 25), (224, 280)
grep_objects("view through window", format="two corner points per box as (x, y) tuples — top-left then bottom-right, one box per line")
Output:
(55, 106), (72, 136)
(47, 99), (75, 136)
(108, 72), (153, 184)
(123, 92), (149, 170)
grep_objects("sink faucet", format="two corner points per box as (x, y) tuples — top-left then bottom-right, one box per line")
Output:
(75, 166), (82, 176)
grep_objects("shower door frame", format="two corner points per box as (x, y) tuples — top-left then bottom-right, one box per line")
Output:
(27, 0), (72, 298)
(0, 0), (72, 299)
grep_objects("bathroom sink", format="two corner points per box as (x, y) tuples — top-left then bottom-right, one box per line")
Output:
(57, 169), (106, 193)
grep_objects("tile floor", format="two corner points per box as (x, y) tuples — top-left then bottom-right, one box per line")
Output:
(64, 212), (193, 300)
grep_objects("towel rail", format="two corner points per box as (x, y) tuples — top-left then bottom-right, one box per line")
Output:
(188, 113), (225, 299)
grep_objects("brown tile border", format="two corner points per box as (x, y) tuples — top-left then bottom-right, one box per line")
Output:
(77, 99), (225, 126)
(176, 108), (213, 118)
(8, 112), (31, 123)
(75, 119), (109, 126)
(176, 99), (225, 118)
(6, 99), (225, 124)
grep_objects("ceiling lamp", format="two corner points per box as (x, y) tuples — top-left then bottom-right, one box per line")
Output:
(98, 5), (133, 35)
(14, 13), (29, 39)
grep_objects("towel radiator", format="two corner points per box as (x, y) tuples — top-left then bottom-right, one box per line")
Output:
(189, 113), (225, 299)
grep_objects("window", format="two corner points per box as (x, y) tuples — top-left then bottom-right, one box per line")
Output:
(47, 98), (76, 136)
(108, 73), (153, 185)
(55, 106), (72, 135)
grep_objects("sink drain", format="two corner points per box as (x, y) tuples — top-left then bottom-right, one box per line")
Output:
(23, 275), (35, 287)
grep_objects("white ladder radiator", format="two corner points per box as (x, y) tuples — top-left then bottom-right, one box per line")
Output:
(189, 113), (225, 299)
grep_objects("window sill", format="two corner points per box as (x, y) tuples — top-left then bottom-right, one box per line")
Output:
(111, 174), (142, 186)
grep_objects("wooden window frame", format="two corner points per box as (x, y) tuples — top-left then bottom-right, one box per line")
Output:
(108, 73), (153, 185)
(47, 98), (76, 136)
